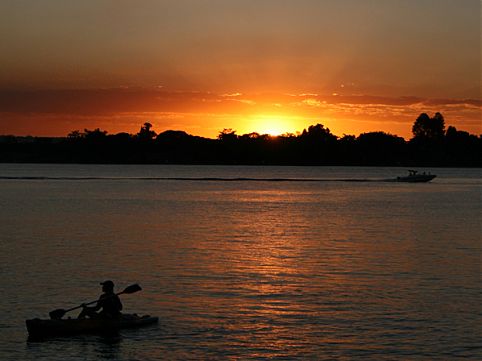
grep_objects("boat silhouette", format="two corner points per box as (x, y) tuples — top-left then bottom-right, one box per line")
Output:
(395, 170), (436, 183)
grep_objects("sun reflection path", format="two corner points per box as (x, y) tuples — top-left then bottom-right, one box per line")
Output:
(146, 185), (436, 357)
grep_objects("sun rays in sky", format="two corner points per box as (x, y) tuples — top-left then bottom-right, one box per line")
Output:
(0, 0), (480, 138)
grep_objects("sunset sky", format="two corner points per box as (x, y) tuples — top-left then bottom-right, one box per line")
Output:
(0, 0), (480, 138)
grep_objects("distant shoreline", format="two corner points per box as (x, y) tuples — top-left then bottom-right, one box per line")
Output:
(1, 115), (480, 167)
(0, 161), (481, 168)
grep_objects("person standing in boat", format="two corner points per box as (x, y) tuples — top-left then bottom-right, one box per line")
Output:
(78, 280), (123, 319)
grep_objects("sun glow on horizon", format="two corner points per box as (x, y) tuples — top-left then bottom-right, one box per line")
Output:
(247, 115), (301, 136)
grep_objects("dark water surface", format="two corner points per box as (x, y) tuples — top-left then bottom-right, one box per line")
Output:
(0, 165), (480, 360)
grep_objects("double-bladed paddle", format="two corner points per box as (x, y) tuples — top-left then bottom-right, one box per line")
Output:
(49, 283), (142, 320)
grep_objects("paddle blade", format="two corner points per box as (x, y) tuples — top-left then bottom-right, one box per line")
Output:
(122, 284), (142, 294)
(49, 309), (66, 320)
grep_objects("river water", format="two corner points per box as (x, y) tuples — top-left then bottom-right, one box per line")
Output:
(0, 164), (480, 360)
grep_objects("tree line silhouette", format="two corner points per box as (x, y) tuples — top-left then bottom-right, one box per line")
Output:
(0, 112), (480, 166)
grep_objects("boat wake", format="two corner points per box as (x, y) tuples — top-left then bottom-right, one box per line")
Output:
(1, 176), (396, 182)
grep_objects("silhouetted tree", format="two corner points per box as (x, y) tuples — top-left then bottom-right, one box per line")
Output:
(443, 125), (481, 166)
(356, 132), (406, 165)
(337, 134), (357, 164)
(297, 124), (338, 164)
(412, 112), (445, 140)
(218, 128), (238, 142)
(68, 130), (83, 139)
(84, 128), (107, 140)
(240, 132), (261, 140)
(410, 112), (447, 165)
(137, 122), (157, 141)
(301, 124), (337, 142)
(432, 112), (446, 138)
(112, 132), (132, 141)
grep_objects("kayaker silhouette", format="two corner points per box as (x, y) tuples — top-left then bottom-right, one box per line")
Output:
(77, 280), (123, 319)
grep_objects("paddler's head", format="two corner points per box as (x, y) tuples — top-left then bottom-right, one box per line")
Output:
(100, 280), (114, 293)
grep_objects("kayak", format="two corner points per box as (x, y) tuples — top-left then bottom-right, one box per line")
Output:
(26, 314), (158, 338)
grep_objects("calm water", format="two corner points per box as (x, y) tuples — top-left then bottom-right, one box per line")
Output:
(0, 164), (480, 360)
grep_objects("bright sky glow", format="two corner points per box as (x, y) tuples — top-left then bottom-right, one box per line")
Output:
(0, 0), (480, 138)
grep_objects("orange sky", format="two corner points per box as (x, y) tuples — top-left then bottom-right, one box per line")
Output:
(1, 89), (480, 138)
(0, 0), (480, 138)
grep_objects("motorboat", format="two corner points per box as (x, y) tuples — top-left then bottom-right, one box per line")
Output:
(396, 170), (436, 183)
